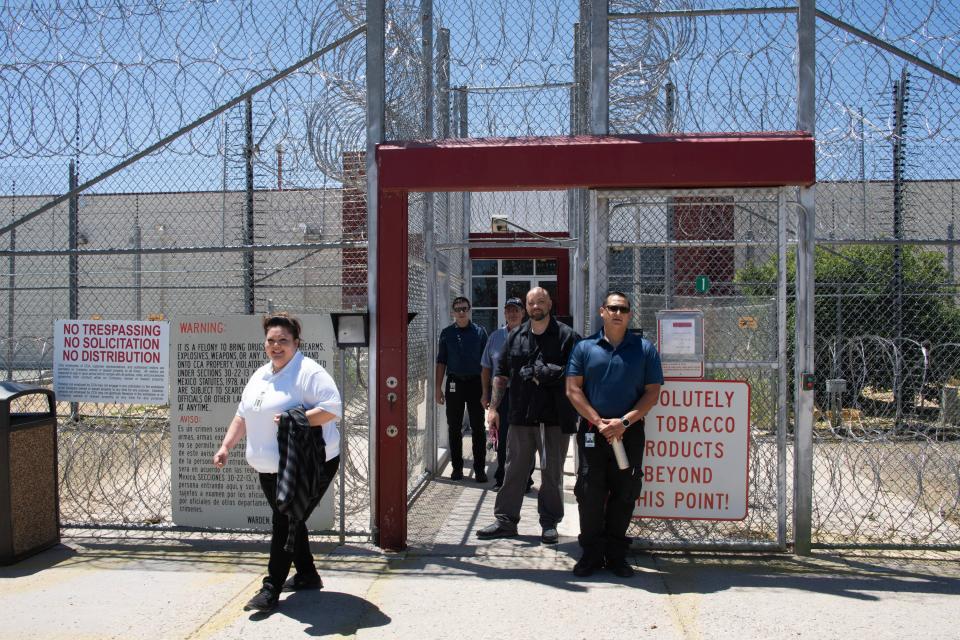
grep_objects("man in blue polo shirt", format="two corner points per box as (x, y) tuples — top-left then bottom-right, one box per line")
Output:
(436, 296), (489, 481)
(565, 290), (663, 578)
(481, 297), (533, 492)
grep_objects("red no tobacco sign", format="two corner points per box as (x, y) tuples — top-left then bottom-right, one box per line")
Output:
(635, 379), (751, 520)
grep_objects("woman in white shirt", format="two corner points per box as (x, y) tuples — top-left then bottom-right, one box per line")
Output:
(213, 313), (341, 613)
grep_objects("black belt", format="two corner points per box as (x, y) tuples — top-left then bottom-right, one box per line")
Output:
(448, 374), (479, 381)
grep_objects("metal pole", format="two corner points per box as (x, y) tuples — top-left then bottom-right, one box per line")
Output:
(421, 0), (438, 475)
(366, 0), (386, 541)
(892, 68), (908, 429)
(949, 222), (955, 285)
(68, 160), (80, 419)
(588, 192), (608, 332)
(458, 87), (471, 291)
(429, 24), (450, 475)
(664, 81), (676, 133)
(243, 97), (256, 314)
(859, 107), (867, 236)
(6, 184), (15, 382)
(68, 161), (79, 320)
(776, 189), (788, 550)
(339, 348), (347, 545)
(793, 0), (817, 556)
(437, 29), (451, 140)
(133, 195), (142, 319)
(665, 199), (675, 309)
(589, 0), (609, 135)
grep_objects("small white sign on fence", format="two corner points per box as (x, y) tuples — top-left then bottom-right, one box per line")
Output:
(636, 379), (751, 520)
(53, 319), (169, 404)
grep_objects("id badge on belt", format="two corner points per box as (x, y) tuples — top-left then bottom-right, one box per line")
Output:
(449, 381), (457, 393)
(585, 432), (595, 448)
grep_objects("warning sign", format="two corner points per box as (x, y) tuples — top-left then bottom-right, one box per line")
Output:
(170, 315), (336, 530)
(53, 319), (169, 404)
(636, 379), (750, 520)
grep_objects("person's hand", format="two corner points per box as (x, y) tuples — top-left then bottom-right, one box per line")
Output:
(273, 414), (281, 425)
(213, 447), (229, 469)
(597, 418), (626, 443)
(436, 386), (445, 405)
(485, 407), (500, 430)
(481, 393), (490, 410)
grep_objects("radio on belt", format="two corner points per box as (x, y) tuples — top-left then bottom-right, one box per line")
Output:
(656, 310), (705, 379)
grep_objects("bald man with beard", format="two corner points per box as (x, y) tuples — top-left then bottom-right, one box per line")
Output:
(476, 287), (580, 545)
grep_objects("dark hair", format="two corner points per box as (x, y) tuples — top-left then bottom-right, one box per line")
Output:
(262, 312), (302, 341)
(452, 296), (471, 309)
(604, 290), (631, 306)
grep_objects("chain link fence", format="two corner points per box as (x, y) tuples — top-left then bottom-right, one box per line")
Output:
(4, 0), (960, 548)
(1, 1), (373, 535)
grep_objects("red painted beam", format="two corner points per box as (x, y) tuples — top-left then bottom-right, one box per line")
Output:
(377, 133), (815, 193)
(375, 189), (408, 551)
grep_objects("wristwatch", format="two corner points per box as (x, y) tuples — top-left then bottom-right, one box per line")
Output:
(621, 417), (631, 428)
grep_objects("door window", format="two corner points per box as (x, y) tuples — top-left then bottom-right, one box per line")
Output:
(470, 258), (560, 332)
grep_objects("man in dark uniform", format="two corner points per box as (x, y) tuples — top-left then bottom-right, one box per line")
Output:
(477, 287), (579, 544)
(436, 296), (489, 481)
(565, 290), (663, 578)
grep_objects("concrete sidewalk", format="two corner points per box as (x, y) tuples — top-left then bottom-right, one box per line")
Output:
(3, 482), (960, 640)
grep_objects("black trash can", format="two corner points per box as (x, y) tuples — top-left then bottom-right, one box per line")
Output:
(0, 382), (58, 565)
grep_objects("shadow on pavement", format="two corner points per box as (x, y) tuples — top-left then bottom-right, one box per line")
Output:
(0, 544), (77, 577)
(397, 544), (960, 601)
(254, 590), (391, 636)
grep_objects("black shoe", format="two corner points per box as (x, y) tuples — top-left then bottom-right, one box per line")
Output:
(606, 558), (635, 578)
(475, 471), (488, 483)
(244, 586), (279, 612)
(525, 479), (535, 493)
(491, 482), (503, 492)
(476, 522), (517, 540)
(573, 556), (602, 578)
(282, 572), (323, 592)
(450, 468), (464, 480)
(540, 527), (559, 544)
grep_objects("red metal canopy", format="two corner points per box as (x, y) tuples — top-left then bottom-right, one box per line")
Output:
(377, 132), (816, 193)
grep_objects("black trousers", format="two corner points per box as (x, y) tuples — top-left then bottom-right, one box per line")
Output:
(445, 375), (486, 474)
(574, 426), (645, 563)
(258, 455), (340, 591)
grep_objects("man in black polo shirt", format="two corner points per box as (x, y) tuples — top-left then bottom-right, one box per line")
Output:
(566, 291), (663, 578)
(436, 296), (489, 481)
(477, 287), (579, 544)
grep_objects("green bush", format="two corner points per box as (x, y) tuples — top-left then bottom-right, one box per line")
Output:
(736, 244), (960, 407)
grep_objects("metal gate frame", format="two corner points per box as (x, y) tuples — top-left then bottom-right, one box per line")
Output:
(593, 187), (791, 551)
(370, 132), (814, 550)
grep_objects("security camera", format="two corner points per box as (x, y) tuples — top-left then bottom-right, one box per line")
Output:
(491, 215), (509, 233)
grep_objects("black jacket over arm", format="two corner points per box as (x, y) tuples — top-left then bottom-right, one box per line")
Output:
(276, 407), (327, 552)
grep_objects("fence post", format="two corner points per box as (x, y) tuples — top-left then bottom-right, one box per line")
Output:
(339, 347), (347, 545)
(457, 87), (470, 292)
(6, 185), (15, 382)
(133, 195), (142, 319)
(892, 68), (909, 429)
(793, 0), (817, 556)
(68, 161), (79, 320)
(243, 97), (256, 314)
(588, 0), (608, 136)
(366, 0), (386, 545)
(422, 0), (438, 474)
